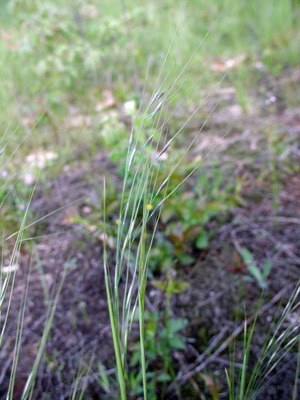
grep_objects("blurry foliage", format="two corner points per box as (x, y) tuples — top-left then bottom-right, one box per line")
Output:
(8, 0), (300, 109)
(78, 113), (243, 275)
(0, 178), (33, 238)
(149, 161), (242, 273)
(130, 274), (189, 398)
(241, 247), (272, 289)
(9, 0), (144, 103)
(130, 313), (188, 398)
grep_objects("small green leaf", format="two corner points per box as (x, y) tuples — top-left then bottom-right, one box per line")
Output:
(157, 373), (171, 382)
(241, 248), (254, 263)
(168, 335), (186, 350)
(205, 201), (227, 213)
(146, 319), (156, 337)
(168, 318), (188, 334)
(248, 264), (264, 286)
(97, 362), (110, 391)
(195, 230), (208, 249)
(179, 254), (194, 265)
(151, 280), (168, 291)
(169, 280), (190, 294)
(161, 208), (174, 223)
(151, 280), (189, 294)
(262, 260), (272, 279)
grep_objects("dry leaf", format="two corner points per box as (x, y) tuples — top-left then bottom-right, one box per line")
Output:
(66, 114), (91, 129)
(2, 265), (19, 274)
(95, 90), (116, 112)
(60, 207), (79, 226)
(211, 55), (246, 71)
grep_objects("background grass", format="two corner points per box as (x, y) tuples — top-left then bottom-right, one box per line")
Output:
(1, 0), (299, 152)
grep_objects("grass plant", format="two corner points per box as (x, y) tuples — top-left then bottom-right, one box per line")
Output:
(1, 140), (66, 399)
(1, 1), (300, 398)
(101, 23), (300, 396)
(225, 283), (300, 399)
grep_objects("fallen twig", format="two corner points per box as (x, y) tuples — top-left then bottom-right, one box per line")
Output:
(255, 216), (300, 225)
